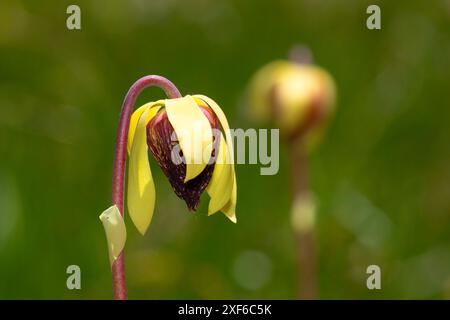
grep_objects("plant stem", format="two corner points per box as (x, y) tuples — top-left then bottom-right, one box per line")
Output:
(288, 142), (317, 299)
(288, 44), (313, 65)
(286, 44), (317, 299)
(110, 75), (181, 300)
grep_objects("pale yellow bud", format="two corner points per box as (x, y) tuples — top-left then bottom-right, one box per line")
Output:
(248, 60), (336, 150)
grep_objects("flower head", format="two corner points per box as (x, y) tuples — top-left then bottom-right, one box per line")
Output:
(127, 95), (236, 234)
(248, 60), (336, 149)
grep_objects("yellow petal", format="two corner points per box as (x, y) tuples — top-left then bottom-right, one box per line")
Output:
(127, 101), (164, 155)
(206, 132), (233, 215)
(221, 172), (237, 223)
(194, 95), (237, 222)
(127, 105), (160, 235)
(165, 96), (213, 182)
(194, 95), (234, 162)
(99, 205), (127, 266)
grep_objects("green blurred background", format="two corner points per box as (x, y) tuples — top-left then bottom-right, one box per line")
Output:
(1, 0), (450, 299)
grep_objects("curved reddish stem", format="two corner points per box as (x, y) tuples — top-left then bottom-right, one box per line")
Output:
(110, 75), (182, 300)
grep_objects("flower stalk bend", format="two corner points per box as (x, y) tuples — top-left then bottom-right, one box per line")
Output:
(111, 75), (181, 300)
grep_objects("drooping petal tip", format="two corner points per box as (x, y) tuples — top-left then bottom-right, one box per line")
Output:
(227, 213), (237, 223)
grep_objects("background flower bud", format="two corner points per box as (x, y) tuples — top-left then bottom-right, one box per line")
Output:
(248, 60), (336, 149)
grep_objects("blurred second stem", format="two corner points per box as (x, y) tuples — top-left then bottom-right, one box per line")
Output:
(289, 140), (317, 299)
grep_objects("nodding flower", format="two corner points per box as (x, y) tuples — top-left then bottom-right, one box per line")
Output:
(99, 76), (237, 299)
(127, 95), (236, 235)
